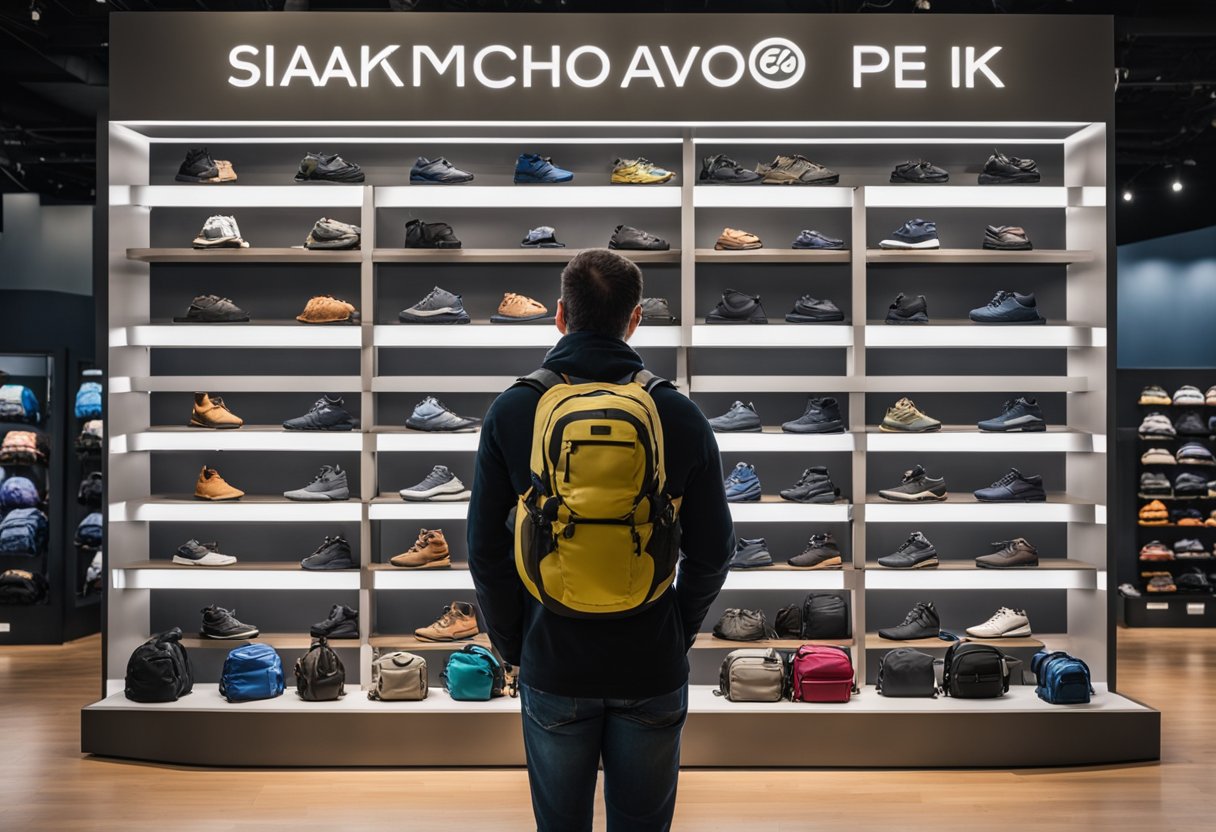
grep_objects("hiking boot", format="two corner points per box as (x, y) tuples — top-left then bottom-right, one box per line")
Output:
(699, 153), (761, 184)
(414, 601), (479, 641)
(969, 290), (1046, 324)
(609, 224), (670, 251)
(612, 157), (675, 184)
(176, 147), (219, 182)
(890, 160), (949, 183)
(1175, 472), (1209, 498)
(283, 395), (357, 431)
(974, 468), (1047, 502)
(390, 528), (451, 569)
(194, 466), (244, 501)
(1173, 385), (1205, 406)
(514, 154), (574, 184)
(709, 401), (762, 433)
(200, 605), (259, 639)
(1139, 540), (1174, 561)
(791, 229), (845, 250)
(190, 392), (244, 429)
(782, 396), (844, 434)
(878, 601), (940, 640)
(1138, 385), (1171, 406)
(209, 160), (238, 183)
(296, 295), (359, 324)
(757, 154), (839, 185)
(1175, 411), (1209, 437)
(724, 462), (761, 502)
(978, 149), (1040, 184)
(1141, 447), (1176, 466)
(1137, 472), (1172, 498)
(407, 396), (480, 432)
(640, 297), (677, 324)
(779, 466), (840, 504)
(399, 465), (470, 502)
(172, 539), (237, 567)
(714, 228), (763, 251)
(410, 156), (474, 184)
(976, 538), (1040, 568)
(173, 294), (250, 323)
(192, 215), (249, 249)
(966, 607), (1031, 638)
(295, 152), (364, 183)
(520, 226), (565, 248)
(300, 535), (354, 570)
(879, 219), (939, 250)
(283, 465), (350, 501)
(310, 604), (358, 639)
(878, 465), (947, 502)
(788, 533), (842, 569)
(729, 537), (772, 569)
(885, 293), (929, 324)
(491, 293), (553, 323)
(881, 398), (941, 433)
(404, 219), (462, 249)
(705, 289), (767, 323)
(786, 295), (844, 323)
(877, 532), (939, 569)
(983, 225), (1033, 251)
(305, 217), (361, 250)
(398, 286), (470, 324)
(978, 397), (1046, 432)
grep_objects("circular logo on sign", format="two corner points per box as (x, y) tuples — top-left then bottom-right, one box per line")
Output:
(748, 37), (806, 89)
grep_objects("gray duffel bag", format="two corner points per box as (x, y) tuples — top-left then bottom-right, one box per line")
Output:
(368, 651), (428, 701)
(715, 648), (786, 702)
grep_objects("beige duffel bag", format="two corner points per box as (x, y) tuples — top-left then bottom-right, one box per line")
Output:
(368, 651), (428, 701)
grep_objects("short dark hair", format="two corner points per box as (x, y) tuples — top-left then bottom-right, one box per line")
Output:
(560, 249), (643, 338)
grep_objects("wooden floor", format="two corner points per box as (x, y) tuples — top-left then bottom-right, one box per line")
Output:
(0, 628), (1210, 831)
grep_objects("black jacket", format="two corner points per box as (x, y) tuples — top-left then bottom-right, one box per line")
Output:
(468, 332), (734, 698)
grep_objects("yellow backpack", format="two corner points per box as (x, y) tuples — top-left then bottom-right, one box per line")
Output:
(514, 369), (682, 618)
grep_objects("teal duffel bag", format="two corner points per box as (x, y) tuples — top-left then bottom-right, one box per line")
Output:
(443, 645), (511, 701)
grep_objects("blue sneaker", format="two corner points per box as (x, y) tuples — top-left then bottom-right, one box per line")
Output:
(282, 395), (357, 431)
(791, 229), (845, 250)
(724, 462), (761, 503)
(978, 397), (1047, 432)
(973, 468), (1047, 502)
(514, 154), (574, 184)
(879, 219), (939, 250)
(410, 157), (474, 184)
(969, 291), (1047, 324)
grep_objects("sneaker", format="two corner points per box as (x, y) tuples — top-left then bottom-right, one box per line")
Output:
(390, 528), (451, 569)
(729, 537), (773, 569)
(399, 286), (470, 324)
(611, 157), (675, 184)
(1139, 541), (1173, 561)
(785, 295), (844, 323)
(1173, 539), (1206, 558)
(399, 465), (470, 502)
(724, 462), (761, 503)
(791, 229), (845, 250)
(879, 219), (939, 250)
(1137, 472), (1173, 498)
(520, 226), (565, 248)
(885, 293), (929, 324)
(757, 154), (839, 185)
(404, 219), (462, 249)
(973, 468), (1047, 502)
(966, 607), (1031, 638)
(192, 215), (249, 249)
(295, 152), (364, 183)
(878, 601), (940, 640)
(640, 297), (677, 324)
(310, 604), (358, 639)
(1174, 472), (1209, 498)
(172, 539), (237, 567)
(175, 147), (219, 182)
(296, 295), (359, 324)
(1176, 569), (1212, 593)
(1208, 385), (1216, 406)
(698, 154), (761, 184)
(414, 601), (479, 641)
(787, 533), (843, 569)
(878, 465), (947, 502)
(514, 154), (573, 184)
(890, 160), (949, 183)
(705, 289), (767, 323)
(1118, 582), (1142, 598)
(283, 395), (357, 431)
(1138, 385), (1171, 405)
(406, 396), (480, 432)
(283, 465), (350, 501)
(491, 293), (553, 324)
(410, 156), (474, 184)
(976, 538), (1040, 568)
(983, 225), (1033, 250)
(779, 467), (840, 504)
(709, 401), (762, 433)
(977, 397), (1046, 432)
(1141, 447), (1177, 466)
(714, 227), (763, 251)
(1144, 573), (1176, 593)
(1177, 442), (1214, 465)
(209, 160), (237, 183)
(173, 294), (250, 323)
(881, 397), (941, 433)
(300, 535), (354, 570)
(1138, 500), (1169, 525)
(1138, 413), (1176, 439)
(608, 224), (670, 251)
(978, 149), (1041, 184)
(304, 217), (361, 250)
(190, 392), (244, 429)
(969, 290), (1047, 324)
(781, 396), (844, 434)
(1175, 411), (1209, 437)
(200, 605), (259, 639)
(194, 466), (244, 501)
(877, 532), (939, 568)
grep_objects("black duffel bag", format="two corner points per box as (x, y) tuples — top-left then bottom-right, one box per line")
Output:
(876, 648), (938, 697)
(943, 642), (1010, 699)
(124, 627), (194, 702)
(775, 593), (851, 640)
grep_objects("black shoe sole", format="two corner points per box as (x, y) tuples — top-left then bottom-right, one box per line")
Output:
(889, 174), (949, 183)
(282, 423), (357, 432)
(172, 317), (250, 323)
(886, 316), (930, 324)
(978, 173), (1041, 184)
(300, 561), (355, 571)
(404, 242), (462, 249)
(968, 317), (1047, 325)
(781, 422), (844, 434)
(175, 173), (217, 183)
(791, 244), (846, 250)
(982, 241), (1034, 251)
(608, 242), (671, 251)
(975, 561), (1040, 569)
(409, 177), (474, 185)
(398, 314), (471, 324)
(489, 314), (556, 324)
(785, 314), (845, 323)
(973, 495), (1048, 502)
(728, 561), (774, 569)
(704, 316), (768, 324)
(201, 629), (260, 639)
(778, 492), (840, 504)
(405, 422), (480, 433)
(711, 425), (763, 433)
(761, 176), (841, 185)
(977, 423), (1047, 432)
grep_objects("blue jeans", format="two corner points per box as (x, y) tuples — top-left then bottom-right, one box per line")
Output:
(519, 682), (688, 832)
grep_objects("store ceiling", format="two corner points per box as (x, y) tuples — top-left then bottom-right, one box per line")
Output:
(0, 0), (1213, 243)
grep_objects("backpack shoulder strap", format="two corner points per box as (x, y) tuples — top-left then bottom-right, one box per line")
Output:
(632, 370), (673, 393)
(513, 368), (566, 396)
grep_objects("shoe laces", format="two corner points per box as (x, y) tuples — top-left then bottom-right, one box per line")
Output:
(902, 465), (926, 483)
(896, 534), (922, 554)
(726, 463), (751, 484)
(898, 603), (930, 625)
(985, 290), (1013, 308)
(980, 607), (1016, 626)
(989, 469), (1023, 488)
(308, 465), (336, 484)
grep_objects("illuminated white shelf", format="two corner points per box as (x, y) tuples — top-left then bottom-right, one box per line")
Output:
(371, 563), (476, 591)
(369, 496), (470, 521)
(374, 248), (679, 264)
(693, 249), (851, 263)
(728, 496), (852, 524)
(113, 426), (364, 453)
(122, 184), (364, 208)
(691, 324), (853, 348)
(691, 375), (856, 394)
(375, 323), (681, 348)
(371, 375), (518, 393)
(693, 186), (853, 208)
(375, 185), (680, 209)
(863, 494), (1095, 524)
(720, 566), (849, 590)
(864, 323), (1104, 349)
(114, 375), (363, 393)
(865, 248), (1094, 265)
(866, 426), (1098, 453)
(374, 429), (480, 452)
(127, 247), (363, 263)
(109, 496), (363, 523)
(863, 559), (1098, 590)
(690, 375), (1089, 394)
(713, 428), (855, 454)
(863, 185), (1068, 208)
(116, 323), (362, 349)
(112, 561), (359, 591)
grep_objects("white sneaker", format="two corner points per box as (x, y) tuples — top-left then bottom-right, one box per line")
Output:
(399, 465), (470, 502)
(965, 606), (1031, 638)
(172, 539), (238, 567)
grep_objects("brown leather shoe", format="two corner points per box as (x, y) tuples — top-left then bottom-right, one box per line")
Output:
(491, 292), (552, 323)
(194, 466), (245, 501)
(390, 528), (451, 569)
(208, 160), (238, 183)
(296, 295), (359, 324)
(414, 601), (479, 642)
(190, 392), (243, 429)
(714, 227), (762, 251)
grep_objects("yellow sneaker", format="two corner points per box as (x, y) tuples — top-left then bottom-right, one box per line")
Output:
(611, 157), (675, 184)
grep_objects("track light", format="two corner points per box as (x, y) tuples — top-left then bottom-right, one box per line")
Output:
(29, 2), (41, 22)
(1172, 179), (1183, 192)
(1122, 190), (1132, 202)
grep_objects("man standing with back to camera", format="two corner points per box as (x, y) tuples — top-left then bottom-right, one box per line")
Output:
(469, 248), (734, 832)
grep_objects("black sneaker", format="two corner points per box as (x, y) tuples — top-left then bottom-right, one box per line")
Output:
(788, 533), (843, 569)
(785, 295), (844, 323)
(878, 601), (941, 640)
(779, 467), (840, 504)
(973, 468), (1047, 502)
(977, 397), (1046, 432)
(608, 225), (670, 251)
(300, 535), (354, 571)
(877, 465), (948, 502)
(886, 293), (929, 324)
(410, 156), (474, 184)
(705, 289), (767, 324)
(877, 532), (939, 569)
(310, 604), (359, 638)
(699, 153), (761, 184)
(1175, 411), (1209, 437)
(200, 605), (259, 639)
(406, 396), (480, 432)
(1174, 472), (1209, 498)
(295, 152), (365, 183)
(640, 297), (677, 324)
(1137, 472), (1173, 498)
(398, 286), (471, 324)
(729, 537), (773, 569)
(879, 219), (939, 250)
(781, 396), (844, 434)
(708, 401), (762, 433)
(176, 147), (219, 182)
(978, 149), (1041, 184)
(521, 226), (565, 248)
(890, 160), (949, 183)
(173, 294), (250, 323)
(791, 229), (845, 250)
(282, 395), (357, 431)
(404, 219), (461, 249)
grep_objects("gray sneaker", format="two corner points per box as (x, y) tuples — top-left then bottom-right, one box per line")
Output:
(709, 401), (762, 433)
(729, 537), (772, 569)
(975, 538), (1039, 568)
(877, 464), (948, 502)
(304, 217), (361, 250)
(283, 465), (350, 501)
(200, 605), (259, 639)
(787, 533), (843, 569)
(877, 532), (939, 569)
(399, 465), (470, 502)
(300, 535), (354, 570)
(406, 397), (480, 432)
(398, 286), (471, 324)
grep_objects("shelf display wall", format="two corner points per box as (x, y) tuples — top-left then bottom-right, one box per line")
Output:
(85, 11), (1158, 767)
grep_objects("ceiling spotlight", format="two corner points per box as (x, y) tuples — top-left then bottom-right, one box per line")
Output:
(1122, 190), (1133, 202)
(1172, 179), (1183, 192)
(915, 0), (931, 9)
(29, 2), (41, 22)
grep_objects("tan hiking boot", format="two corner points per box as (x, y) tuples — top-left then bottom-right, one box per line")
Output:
(714, 227), (762, 251)
(190, 392), (243, 429)
(208, 160), (238, 183)
(880, 397), (942, 433)
(390, 528), (451, 569)
(194, 466), (245, 501)
(296, 295), (359, 324)
(414, 601), (479, 642)
(491, 293), (551, 323)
